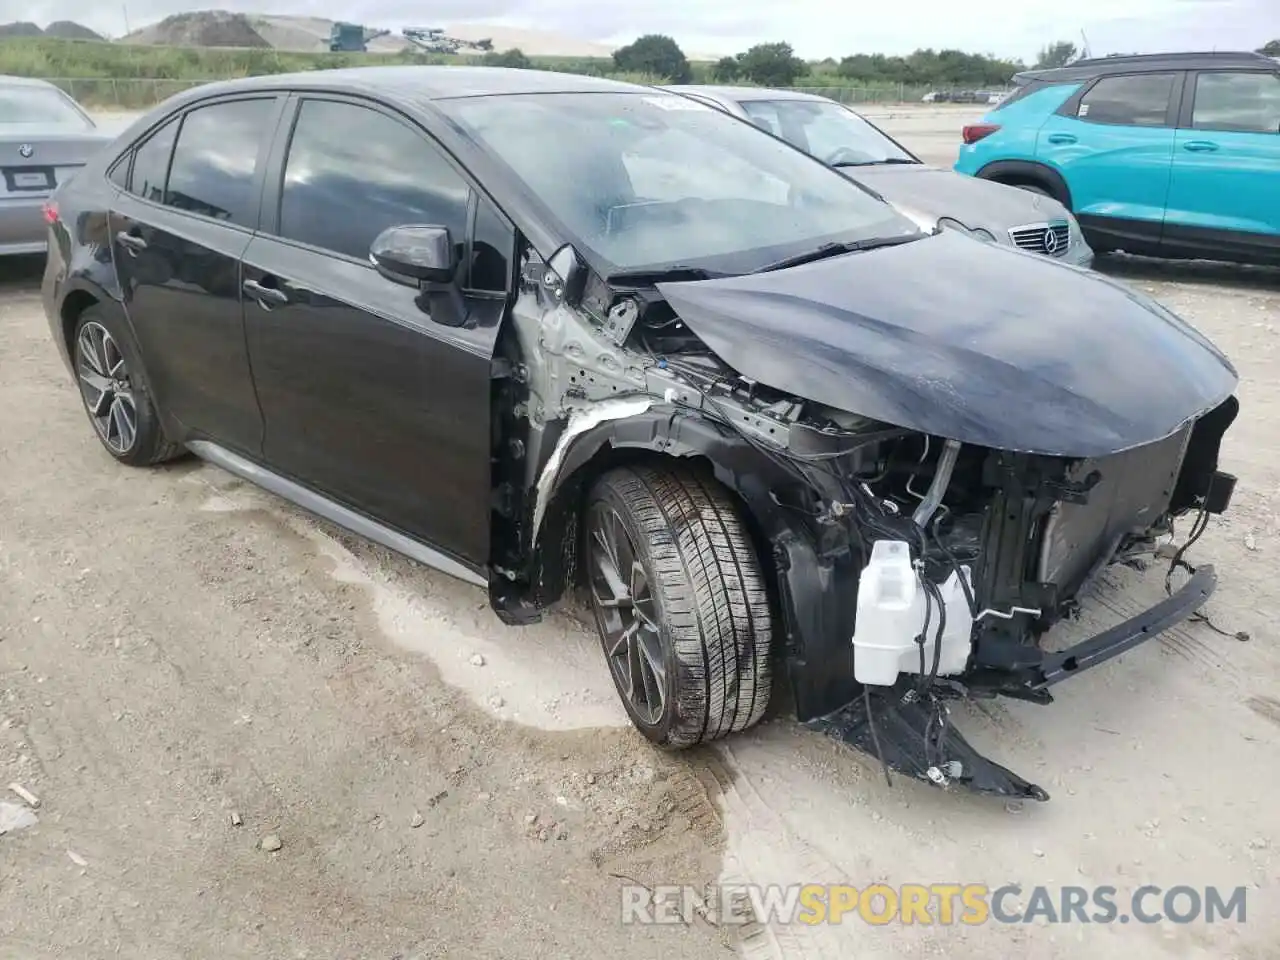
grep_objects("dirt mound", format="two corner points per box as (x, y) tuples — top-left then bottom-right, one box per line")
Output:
(123, 10), (271, 48)
(249, 15), (329, 53)
(0, 21), (44, 37)
(44, 21), (104, 41)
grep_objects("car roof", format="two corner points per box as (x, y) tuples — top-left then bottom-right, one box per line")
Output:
(1013, 50), (1276, 85)
(0, 74), (63, 89)
(661, 84), (833, 104)
(168, 66), (649, 103)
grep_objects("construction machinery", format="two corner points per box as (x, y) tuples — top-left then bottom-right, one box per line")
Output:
(402, 27), (492, 55)
(328, 21), (390, 53)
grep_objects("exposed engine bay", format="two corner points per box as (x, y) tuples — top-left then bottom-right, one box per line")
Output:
(486, 238), (1240, 803)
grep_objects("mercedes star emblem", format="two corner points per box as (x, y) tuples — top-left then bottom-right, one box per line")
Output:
(1043, 228), (1060, 254)
(18, 143), (34, 159)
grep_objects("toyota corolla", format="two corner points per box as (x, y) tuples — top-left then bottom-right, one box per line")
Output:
(42, 68), (1239, 801)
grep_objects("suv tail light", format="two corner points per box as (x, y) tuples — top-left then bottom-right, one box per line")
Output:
(962, 123), (1001, 144)
(41, 199), (59, 225)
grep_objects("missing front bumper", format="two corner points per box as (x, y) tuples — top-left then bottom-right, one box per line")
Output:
(809, 563), (1217, 802)
(972, 564), (1217, 696)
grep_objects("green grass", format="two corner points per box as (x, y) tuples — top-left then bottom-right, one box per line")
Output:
(0, 37), (931, 109)
(0, 37), (656, 107)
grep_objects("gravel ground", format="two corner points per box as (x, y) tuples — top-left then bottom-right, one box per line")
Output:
(0, 107), (1276, 960)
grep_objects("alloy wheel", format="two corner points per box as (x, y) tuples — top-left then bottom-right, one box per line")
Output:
(76, 321), (138, 455)
(586, 504), (667, 726)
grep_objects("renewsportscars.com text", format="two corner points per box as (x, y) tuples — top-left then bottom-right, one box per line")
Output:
(621, 883), (1249, 926)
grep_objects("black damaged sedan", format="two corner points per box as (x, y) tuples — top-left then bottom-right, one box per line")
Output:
(42, 67), (1239, 801)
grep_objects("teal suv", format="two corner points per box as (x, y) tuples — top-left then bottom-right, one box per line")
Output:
(955, 51), (1280, 265)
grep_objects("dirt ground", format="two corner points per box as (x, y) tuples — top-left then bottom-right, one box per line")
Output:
(0, 109), (1276, 960)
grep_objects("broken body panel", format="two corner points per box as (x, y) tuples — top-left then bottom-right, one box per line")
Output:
(493, 231), (1238, 802)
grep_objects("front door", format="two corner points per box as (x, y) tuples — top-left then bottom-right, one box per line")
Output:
(243, 96), (514, 567)
(1035, 71), (1180, 246)
(109, 96), (281, 456)
(1164, 69), (1280, 257)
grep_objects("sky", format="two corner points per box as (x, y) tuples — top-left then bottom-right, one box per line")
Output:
(12, 0), (1279, 62)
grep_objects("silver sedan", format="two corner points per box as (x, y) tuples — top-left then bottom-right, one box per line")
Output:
(663, 84), (1094, 268)
(1, 76), (113, 256)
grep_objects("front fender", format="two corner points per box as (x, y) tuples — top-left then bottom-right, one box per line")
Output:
(514, 401), (863, 721)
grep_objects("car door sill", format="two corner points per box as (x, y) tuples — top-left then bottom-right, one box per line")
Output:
(186, 440), (489, 589)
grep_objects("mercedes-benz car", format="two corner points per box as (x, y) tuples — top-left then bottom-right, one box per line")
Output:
(1, 75), (112, 256)
(663, 84), (1093, 266)
(43, 67), (1236, 801)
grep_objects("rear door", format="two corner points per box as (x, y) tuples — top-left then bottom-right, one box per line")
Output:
(1164, 69), (1280, 257)
(241, 94), (514, 567)
(1035, 71), (1181, 247)
(109, 95), (284, 456)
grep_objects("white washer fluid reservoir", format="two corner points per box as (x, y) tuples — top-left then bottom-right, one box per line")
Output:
(852, 539), (974, 686)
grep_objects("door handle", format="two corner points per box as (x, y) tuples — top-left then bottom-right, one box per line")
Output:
(115, 230), (147, 254)
(1046, 133), (1077, 145)
(1183, 140), (1219, 152)
(242, 278), (289, 307)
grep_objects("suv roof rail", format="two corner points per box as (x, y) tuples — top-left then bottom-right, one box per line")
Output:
(1013, 50), (1275, 85)
(1071, 50), (1273, 67)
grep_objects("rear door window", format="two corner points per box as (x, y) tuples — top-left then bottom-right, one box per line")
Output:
(164, 98), (276, 227)
(1191, 71), (1280, 133)
(1076, 73), (1177, 127)
(277, 98), (471, 265)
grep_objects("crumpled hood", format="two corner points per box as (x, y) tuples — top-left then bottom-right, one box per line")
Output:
(656, 230), (1237, 458)
(844, 164), (1069, 232)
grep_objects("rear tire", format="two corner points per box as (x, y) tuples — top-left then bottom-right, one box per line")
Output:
(584, 464), (773, 748)
(72, 306), (184, 467)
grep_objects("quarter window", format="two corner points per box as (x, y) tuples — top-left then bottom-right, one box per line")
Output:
(165, 98), (275, 226)
(470, 197), (514, 293)
(1076, 73), (1176, 127)
(278, 99), (471, 266)
(1191, 72), (1280, 134)
(125, 117), (179, 203)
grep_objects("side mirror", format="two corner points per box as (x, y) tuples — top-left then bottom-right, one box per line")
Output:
(370, 224), (469, 328)
(369, 224), (457, 287)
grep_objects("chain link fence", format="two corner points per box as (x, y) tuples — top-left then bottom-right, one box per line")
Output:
(45, 76), (1007, 112)
(786, 84), (934, 105)
(786, 84), (1014, 106)
(43, 77), (210, 110)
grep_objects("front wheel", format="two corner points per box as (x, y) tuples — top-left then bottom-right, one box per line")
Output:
(584, 464), (773, 748)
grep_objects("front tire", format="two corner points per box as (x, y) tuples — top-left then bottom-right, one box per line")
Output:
(72, 306), (183, 466)
(584, 464), (773, 748)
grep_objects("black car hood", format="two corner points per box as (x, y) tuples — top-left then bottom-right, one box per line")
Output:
(656, 230), (1238, 458)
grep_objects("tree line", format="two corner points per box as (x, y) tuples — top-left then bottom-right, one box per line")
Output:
(489, 35), (1031, 88)
(608, 35), (1022, 87)
(487, 34), (1280, 89)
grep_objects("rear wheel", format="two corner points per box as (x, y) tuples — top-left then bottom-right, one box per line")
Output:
(584, 464), (773, 748)
(72, 307), (183, 466)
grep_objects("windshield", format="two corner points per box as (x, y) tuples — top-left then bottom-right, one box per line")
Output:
(438, 91), (917, 274)
(738, 99), (917, 167)
(0, 84), (94, 129)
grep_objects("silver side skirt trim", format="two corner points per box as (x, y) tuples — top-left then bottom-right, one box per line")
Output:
(187, 440), (489, 589)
